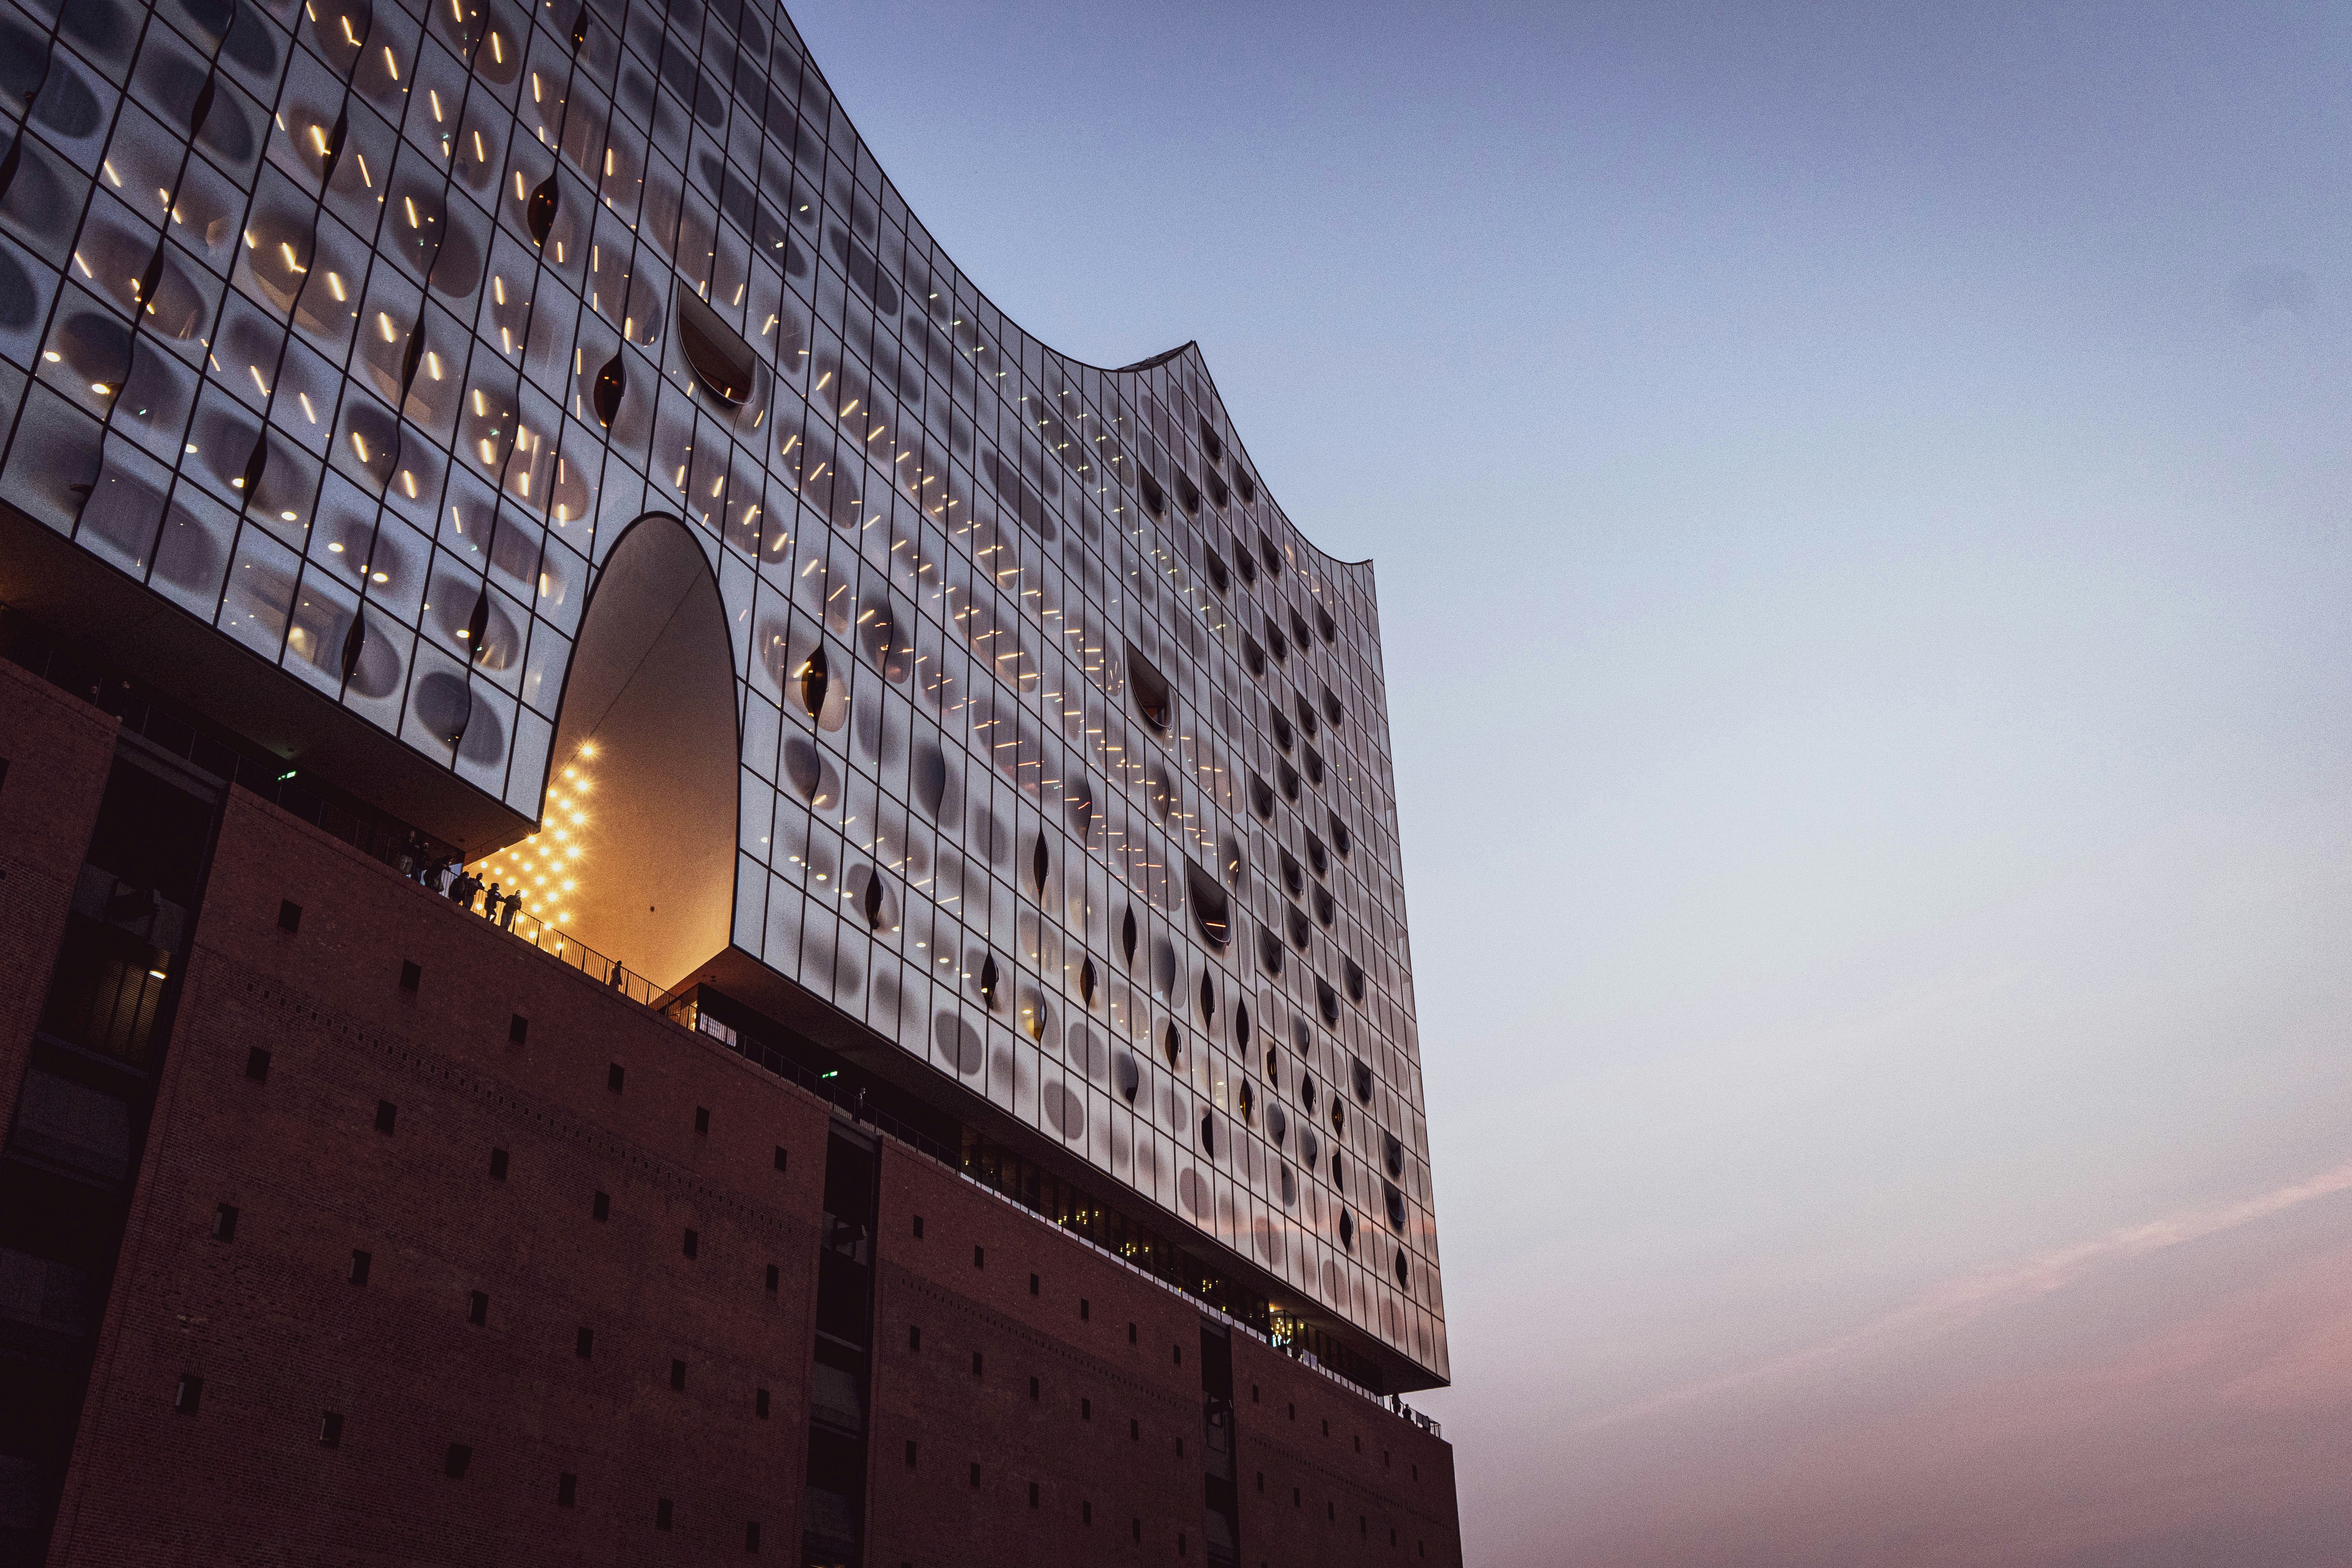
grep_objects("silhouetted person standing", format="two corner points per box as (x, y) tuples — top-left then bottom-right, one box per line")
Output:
(501, 887), (523, 931)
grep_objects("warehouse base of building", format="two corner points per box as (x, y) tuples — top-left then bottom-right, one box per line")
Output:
(0, 637), (1460, 1566)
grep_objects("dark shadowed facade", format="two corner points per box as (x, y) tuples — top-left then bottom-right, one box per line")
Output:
(0, 0), (1458, 1563)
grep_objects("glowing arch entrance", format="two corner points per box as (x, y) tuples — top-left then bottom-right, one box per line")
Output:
(484, 515), (738, 995)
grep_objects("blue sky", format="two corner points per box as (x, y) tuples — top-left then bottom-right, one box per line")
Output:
(789, 4), (2352, 1560)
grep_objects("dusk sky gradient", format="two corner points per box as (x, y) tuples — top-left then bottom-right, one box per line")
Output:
(788, 4), (2352, 1562)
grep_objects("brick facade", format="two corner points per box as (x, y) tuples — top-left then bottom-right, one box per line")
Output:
(22, 776), (1459, 1565)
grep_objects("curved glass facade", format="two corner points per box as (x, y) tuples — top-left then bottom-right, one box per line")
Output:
(0, 0), (1445, 1383)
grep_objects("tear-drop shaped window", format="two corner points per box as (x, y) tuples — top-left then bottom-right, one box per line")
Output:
(1285, 906), (1309, 951)
(912, 742), (950, 820)
(1302, 744), (1324, 788)
(1121, 907), (1139, 969)
(1030, 831), (1050, 895)
(1393, 1250), (1410, 1287)
(1241, 633), (1265, 679)
(1315, 977), (1339, 1026)
(1306, 835), (1328, 878)
(852, 866), (893, 931)
(1198, 417), (1223, 465)
(1198, 1111), (1216, 1157)
(1184, 857), (1229, 948)
(1234, 1000), (1251, 1050)
(1381, 1130), (1404, 1178)
(1332, 1150), (1345, 1187)
(1267, 1102), (1287, 1145)
(1258, 533), (1281, 575)
(1294, 690), (1318, 738)
(1173, 471), (1200, 514)
(1338, 1207), (1355, 1251)
(1287, 607), (1312, 649)
(1343, 958), (1365, 1003)
(1203, 549), (1228, 595)
(978, 953), (1002, 1010)
(1198, 971), (1216, 1023)
(1277, 761), (1299, 803)
(1205, 469), (1229, 509)
(1351, 1055), (1374, 1102)
(1152, 936), (1178, 998)
(1138, 468), (1165, 516)
(1269, 711), (1293, 754)
(1264, 614), (1289, 665)
(526, 172), (559, 244)
(1313, 887), (1334, 928)
(1220, 833), (1246, 886)
(1320, 684), (1343, 726)
(1235, 543), (1258, 585)
(1116, 1049), (1140, 1103)
(1299, 1125), (1320, 1167)
(857, 592), (909, 681)
(1300, 1073), (1317, 1113)
(1316, 605), (1337, 644)
(1329, 811), (1352, 858)
(592, 352), (626, 426)
(1255, 923), (1284, 977)
(1162, 1021), (1181, 1067)
(676, 285), (755, 405)
(1063, 774), (1095, 840)
(1279, 1161), (1296, 1207)
(1383, 1180), (1406, 1231)
(1123, 639), (1173, 733)
(1237, 1080), (1254, 1123)
(1248, 772), (1274, 822)
(798, 644), (829, 720)
(1080, 955), (1098, 1007)
(1264, 1046), (1280, 1089)
(1278, 849), (1303, 898)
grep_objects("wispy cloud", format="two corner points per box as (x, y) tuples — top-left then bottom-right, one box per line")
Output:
(1582, 1156), (2352, 1431)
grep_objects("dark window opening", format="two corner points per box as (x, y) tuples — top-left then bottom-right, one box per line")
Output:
(904, 1440), (917, 1468)
(767, 1263), (780, 1293)
(775, 1145), (789, 1171)
(656, 1497), (674, 1531)
(374, 1100), (397, 1134)
(277, 899), (302, 933)
(468, 1290), (488, 1326)
(593, 1192), (611, 1221)
(508, 1013), (528, 1044)
(757, 1388), (771, 1418)
(606, 1062), (625, 1092)
(445, 1444), (472, 1479)
(1029, 1273), (1039, 1296)
(695, 1106), (710, 1134)
(245, 1046), (272, 1082)
(174, 1374), (202, 1415)
(212, 1203), (238, 1242)
(682, 1228), (699, 1259)
(670, 1359), (687, 1390)
(399, 960), (420, 992)
(576, 1327), (594, 1358)
(319, 1411), (343, 1447)
(490, 1147), (510, 1180)
(558, 1471), (577, 1507)
(349, 1250), (372, 1286)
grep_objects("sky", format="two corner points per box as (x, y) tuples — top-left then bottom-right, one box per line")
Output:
(786, 3), (2352, 1562)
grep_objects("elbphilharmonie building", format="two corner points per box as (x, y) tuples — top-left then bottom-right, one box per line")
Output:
(0, 0), (1458, 1561)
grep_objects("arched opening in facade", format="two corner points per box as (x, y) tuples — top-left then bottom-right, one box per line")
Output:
(474, 515), (737, 995)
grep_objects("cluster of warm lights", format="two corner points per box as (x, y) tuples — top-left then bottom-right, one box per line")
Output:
(468, 742), (597, 925)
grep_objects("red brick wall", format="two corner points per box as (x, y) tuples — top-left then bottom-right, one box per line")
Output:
(1230, 1334), (1464, 1568)
(866, 1145), (1465, 1568)
(42, 786), (1464, 1567)
(50, 789), (835, 1564)
(0, 660), (119, 1134)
